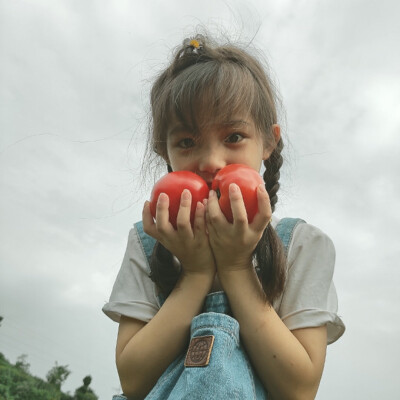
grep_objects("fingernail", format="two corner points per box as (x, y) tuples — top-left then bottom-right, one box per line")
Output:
(258, 183), (267, 192)
(158, 193), (167, 203)
(230, 183), (239, 192)
(209, 190), (215, 198)
(182, 189), (191, 200)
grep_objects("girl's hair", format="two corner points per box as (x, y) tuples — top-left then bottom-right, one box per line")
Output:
(147, 34), (286, 304)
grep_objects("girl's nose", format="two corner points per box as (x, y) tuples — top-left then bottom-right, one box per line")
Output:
(197, 148), (226, 174)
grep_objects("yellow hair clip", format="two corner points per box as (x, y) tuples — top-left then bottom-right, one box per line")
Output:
(183, 36), (204, 55)
(189, 39), (200, 49)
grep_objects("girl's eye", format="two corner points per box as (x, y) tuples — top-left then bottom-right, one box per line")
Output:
(225, 133), (244, 143)
(178, 138), (195, 149)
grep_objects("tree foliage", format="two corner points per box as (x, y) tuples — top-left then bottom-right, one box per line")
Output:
(0, 353), (98, 400)
(15, 355), (30, 374)
(46, 362), (71, 390)
(74, 375), (98, 400)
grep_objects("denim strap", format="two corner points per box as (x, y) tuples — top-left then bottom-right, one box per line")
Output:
(135, 221), (156, 265)
(275, 217), (305, 255)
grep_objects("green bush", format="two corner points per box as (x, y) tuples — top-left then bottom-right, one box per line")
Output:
(0, 353), (97, 400)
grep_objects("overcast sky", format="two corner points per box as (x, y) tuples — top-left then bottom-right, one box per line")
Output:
(1, 0), (399, 398)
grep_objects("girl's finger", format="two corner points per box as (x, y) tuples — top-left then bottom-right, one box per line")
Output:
(251, 184), (272, 231)
(229, 183), (248, 227)
(202, 199), (210, 235)
(176, 189), (193, 235)
(155, 192), (172, 234)
(142, 200), (158, 239)
(193, 201), (206, 235)
(206, 190), (224, 226)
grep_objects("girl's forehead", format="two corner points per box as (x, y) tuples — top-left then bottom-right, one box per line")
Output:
(166, 93), (255, 130)
(163, 64), (260, 134)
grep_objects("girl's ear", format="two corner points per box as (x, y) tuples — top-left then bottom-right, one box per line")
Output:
(263, 124), (281, 160)
(272, 124), (281, 143)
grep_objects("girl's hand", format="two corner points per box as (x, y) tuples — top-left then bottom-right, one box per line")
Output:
(206, 183), (271, 273)
(142, 189), (216, 277)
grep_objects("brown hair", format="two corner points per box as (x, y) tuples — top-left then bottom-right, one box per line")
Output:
(146, 34), (286, 304)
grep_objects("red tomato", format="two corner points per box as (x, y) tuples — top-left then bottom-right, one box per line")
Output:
(150, 171), (209, 228)
(212, 164), (264, 223)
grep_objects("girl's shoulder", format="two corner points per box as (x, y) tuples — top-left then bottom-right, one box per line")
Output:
(273, 216), (335, 266)
(132, 221), (157, 267)
(272, 217), (344, 343)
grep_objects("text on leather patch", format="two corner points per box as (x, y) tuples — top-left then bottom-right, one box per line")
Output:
(184, 335), (215, 367)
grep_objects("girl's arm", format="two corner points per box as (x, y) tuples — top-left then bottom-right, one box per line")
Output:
(116, 191), (215, 398)
(206, 184), (327, 400)
(218, 267), (327, 400)
(116, 272), (213, 399)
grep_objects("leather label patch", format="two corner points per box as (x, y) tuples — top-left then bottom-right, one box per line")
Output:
(184, 335), (215, 367)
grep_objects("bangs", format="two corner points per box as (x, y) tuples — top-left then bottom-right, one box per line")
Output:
(166, 62), (259, 134)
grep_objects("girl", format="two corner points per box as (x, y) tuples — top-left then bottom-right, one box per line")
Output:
(103, 34), (345, 399)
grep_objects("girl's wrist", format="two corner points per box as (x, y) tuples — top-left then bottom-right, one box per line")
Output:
(177, 269), (215, 292)
(179, 256), (216, 278)
(218, 266), (264, 296)
(215, 257), (253, 274)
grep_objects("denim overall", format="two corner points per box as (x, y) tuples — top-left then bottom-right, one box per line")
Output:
(113, 218), (304, 400)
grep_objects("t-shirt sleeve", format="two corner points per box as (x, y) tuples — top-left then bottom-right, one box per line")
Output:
(276, 222), (345, 344)
(102, 227), (160, 323)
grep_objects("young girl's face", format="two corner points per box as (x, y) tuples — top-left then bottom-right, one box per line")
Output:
(165, 115), (276, 188)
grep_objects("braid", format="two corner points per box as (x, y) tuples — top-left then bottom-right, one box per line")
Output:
(149, 242), (180, 298)
(263, 139), (283, 212)
(254, 138), (286, 304)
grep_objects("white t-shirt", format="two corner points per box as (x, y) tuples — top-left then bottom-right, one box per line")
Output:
(102, 216), (345, 344)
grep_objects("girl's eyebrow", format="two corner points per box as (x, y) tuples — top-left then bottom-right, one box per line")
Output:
(167, 120), (251, 137)
(221, 120), (252, 129)
(167, 125), (192, 137)
(168, 120), (201, 136)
